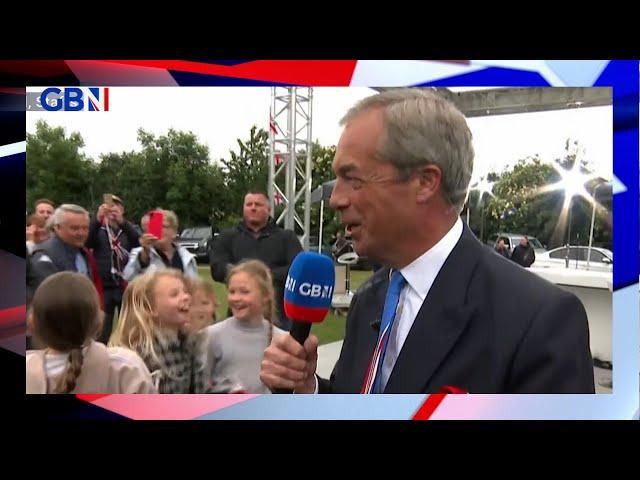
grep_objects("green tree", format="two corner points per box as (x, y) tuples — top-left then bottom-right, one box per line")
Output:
(91, 129), (228, 229)
(471, 140), (611, 250)
(308, 143), (340, 246)
(135, 128), (226, 229)
(26, 120), (97, 211)
(220, 125), (269, 227)
(94, 150), (150, 222)
(479, 156), (560, 247)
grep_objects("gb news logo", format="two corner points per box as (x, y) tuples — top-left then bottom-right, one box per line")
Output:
(26, 87), (109, 112)
(285, 275), (333, 299)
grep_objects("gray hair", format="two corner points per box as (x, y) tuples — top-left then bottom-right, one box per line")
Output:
(160, 209), (179, 230)
(51, 204), (89, 226)
(340, 88), (474, 213)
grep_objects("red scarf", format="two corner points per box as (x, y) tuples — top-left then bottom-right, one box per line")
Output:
(83, 247), (105, 311)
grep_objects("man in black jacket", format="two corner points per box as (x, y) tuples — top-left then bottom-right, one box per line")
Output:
(86, 195), (140, 343)
(210, 190), (302, 330)
(511, 236), (536, 268)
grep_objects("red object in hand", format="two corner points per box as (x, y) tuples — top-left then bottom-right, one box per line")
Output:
(439, 385), (469, 394)
(148, 211), (164, 239)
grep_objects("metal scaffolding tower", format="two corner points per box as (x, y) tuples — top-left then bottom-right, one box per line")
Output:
(268, 87), (313, 250)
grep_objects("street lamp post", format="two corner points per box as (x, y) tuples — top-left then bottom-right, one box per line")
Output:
(539, 160), (596, 269)
(470, 176), (494, 243)
(480, 197), (486, 244)
(565, 199), (572, 268)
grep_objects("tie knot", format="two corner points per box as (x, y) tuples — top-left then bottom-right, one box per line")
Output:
(389, 270), (406, 296)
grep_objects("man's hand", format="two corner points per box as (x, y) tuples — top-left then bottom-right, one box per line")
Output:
(26, 225), (36, 243)
(97, 203), (111, 223)
(260, 334), (319, 393)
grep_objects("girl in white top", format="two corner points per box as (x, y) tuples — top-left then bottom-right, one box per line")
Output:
(203, 260), (285, 394)
(26, 271), (155, 394)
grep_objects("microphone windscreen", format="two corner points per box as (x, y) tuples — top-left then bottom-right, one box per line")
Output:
(283, 252), (335, 323)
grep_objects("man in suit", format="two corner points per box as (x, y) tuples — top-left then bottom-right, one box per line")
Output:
(259, 88), (595, 394)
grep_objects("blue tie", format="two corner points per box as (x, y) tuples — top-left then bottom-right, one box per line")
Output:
(75, 252), (88, 275)
(371, 270), (406, 393)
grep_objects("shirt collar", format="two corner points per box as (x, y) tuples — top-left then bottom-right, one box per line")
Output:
(397, 217), (464, 301)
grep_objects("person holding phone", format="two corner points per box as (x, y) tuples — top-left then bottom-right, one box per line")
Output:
(123, 209), (198, 282)
(86, 194), (140, 344)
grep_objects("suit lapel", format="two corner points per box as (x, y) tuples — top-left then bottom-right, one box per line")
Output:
(384, 225), (482, 393)
(343, 270), (389, 391)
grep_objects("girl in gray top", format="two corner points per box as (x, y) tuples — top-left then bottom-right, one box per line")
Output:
(203, 260), (285, 394)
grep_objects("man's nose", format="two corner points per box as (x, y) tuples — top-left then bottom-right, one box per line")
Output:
(329, 179), (349, 210)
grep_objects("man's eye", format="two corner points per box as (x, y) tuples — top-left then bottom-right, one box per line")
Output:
(346, 176), (363, 189)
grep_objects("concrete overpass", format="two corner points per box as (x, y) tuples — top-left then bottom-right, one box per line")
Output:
(373, 87), (612, 117)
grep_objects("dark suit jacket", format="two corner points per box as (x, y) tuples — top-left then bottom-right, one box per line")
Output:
(318, 224), (595, 394)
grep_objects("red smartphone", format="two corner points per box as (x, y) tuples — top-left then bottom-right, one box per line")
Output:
(148, 211), (164, 239)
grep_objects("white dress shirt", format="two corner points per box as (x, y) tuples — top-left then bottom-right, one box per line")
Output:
(378, 217), (463, 392)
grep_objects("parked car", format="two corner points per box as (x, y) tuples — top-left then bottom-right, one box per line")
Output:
(488, 232), (547, 255)
(534, 246), (613, 272)
(177, 226), (216, 263)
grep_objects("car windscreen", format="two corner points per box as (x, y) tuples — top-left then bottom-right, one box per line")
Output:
(194, 227), (210, 238)
(181, 227), (210, 239)
(528, 238), (544, 249)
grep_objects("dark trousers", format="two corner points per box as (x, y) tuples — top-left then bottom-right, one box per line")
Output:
(99, 287), (123, 344)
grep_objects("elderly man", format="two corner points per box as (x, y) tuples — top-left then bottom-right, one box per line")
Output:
(260, 89), (594, 394)
(29, 204), (103, 309)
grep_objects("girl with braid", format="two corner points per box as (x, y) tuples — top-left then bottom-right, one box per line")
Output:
(26, 272), (155, 394)
(203, 260), (285, 394)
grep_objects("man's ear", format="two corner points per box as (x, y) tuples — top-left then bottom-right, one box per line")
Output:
(415, 164), (443, 203)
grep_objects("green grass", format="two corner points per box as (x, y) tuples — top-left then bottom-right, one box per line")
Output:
(197, 265), (372, 345)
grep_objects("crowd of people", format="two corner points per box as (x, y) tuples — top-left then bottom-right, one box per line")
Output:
(26, 190), (302, 394)
(494, 236), (536, 267)
(26, 88), (595, 395)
